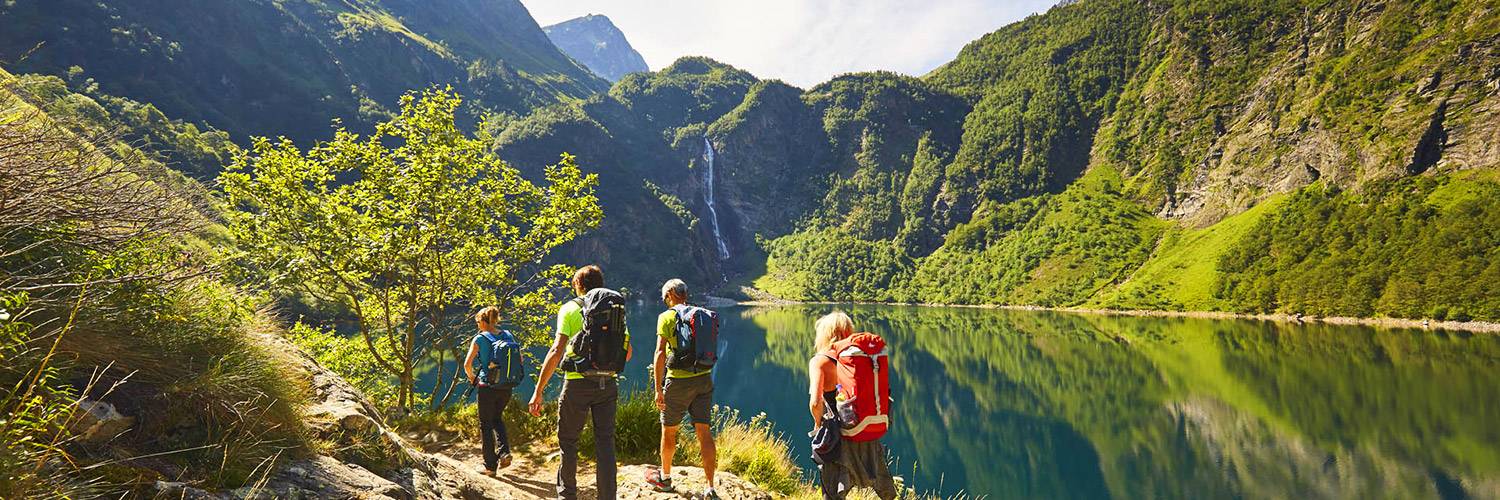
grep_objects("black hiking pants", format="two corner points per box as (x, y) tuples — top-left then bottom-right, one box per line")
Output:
(556, 376), (618, 500)
(476, 385), (512, 471)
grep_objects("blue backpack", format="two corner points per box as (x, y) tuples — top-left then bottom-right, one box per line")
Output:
(668, 305), (719, 371)
(478, 330), (525, 388)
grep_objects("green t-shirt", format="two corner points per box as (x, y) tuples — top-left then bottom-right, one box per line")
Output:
(556, 298), (629, 379)
(657, 308), (712, 379)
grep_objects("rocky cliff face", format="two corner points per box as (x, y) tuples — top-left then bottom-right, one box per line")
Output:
(1090, 0), (1500, 227)
(545, 14), (650, 82)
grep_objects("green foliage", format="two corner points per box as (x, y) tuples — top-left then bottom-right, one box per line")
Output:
(929, 0), (1146, 209)
(1089, 195), (1287, 312)
(803, 73), (967, 243)
(0, 72), (310, 492)
(1, 71), (234, 180)
(708, 408), (802, 495)
(903, 168), (1163, 307)
(609, 56), (757, 134)
(87, 282), (310, 488)
(289, 323), (398, 407)
(645, 180), (699, 230)
(0, 294), (106, 499)
(1218, 177), (1500, 320)
(757, 230), (914, 302)
(221, 87), (601, 411)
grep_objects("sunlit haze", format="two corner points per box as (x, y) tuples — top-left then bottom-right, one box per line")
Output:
(521, 0), (1060, 88)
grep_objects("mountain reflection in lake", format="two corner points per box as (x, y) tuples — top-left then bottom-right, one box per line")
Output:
(423, 304), (1500, 499)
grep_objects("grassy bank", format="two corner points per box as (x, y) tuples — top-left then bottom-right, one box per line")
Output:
(1, 66), (319, 497)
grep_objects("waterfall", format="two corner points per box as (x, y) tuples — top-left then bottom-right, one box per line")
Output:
(702, 137), (731, 261)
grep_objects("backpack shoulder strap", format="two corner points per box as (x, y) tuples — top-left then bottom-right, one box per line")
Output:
(480, 331), (499, 343)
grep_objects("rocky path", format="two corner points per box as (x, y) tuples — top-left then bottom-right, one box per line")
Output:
(226, 332), (774, 499)
(434, 438), (773, 500)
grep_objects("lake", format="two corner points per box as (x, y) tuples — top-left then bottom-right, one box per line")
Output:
(429, 304), (1500, 499)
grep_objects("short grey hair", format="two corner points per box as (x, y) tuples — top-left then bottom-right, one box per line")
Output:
(661, 278), (688, 302)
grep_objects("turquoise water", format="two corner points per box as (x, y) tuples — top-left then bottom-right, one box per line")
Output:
(426, 304), (1500, 499)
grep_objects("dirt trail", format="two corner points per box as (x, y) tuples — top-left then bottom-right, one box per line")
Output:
(430, 439), (772, 500)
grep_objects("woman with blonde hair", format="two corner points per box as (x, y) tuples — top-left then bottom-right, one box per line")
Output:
(808, 311), (897, 500)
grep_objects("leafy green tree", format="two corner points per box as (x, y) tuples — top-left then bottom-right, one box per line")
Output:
(220, 88), (601, 412)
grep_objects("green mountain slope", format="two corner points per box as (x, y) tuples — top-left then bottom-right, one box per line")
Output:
(4, 0), (1495, 319)
(496, 0), (1499, 319)
(0, 0), (607, 144)
(753, 0), (1500, 320)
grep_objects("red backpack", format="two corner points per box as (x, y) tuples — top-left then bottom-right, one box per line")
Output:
(828, 332), (891, 442)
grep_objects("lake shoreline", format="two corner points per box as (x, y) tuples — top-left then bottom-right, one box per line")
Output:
(733, 299), (1500, 334)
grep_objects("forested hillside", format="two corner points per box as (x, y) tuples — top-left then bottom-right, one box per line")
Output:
(493, 0), (1500, 321)
(3, 0), (1496, 320)
(0, 0), (606, 146)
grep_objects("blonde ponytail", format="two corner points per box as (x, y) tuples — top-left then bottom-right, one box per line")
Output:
(814, 311), (853, 352)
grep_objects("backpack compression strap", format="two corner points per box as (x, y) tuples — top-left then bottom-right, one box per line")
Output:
(479, 332), (500, 365)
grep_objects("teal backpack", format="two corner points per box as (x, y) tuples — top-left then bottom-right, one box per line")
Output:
(478, 330), (524, 388)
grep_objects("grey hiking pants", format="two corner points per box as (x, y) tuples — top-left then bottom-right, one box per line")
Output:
(556, 376), (617, 500)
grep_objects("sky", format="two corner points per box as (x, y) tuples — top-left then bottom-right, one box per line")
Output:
(520, 0), (1060, 88)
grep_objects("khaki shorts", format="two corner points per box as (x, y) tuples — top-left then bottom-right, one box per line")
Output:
(661, 375), (713, 426)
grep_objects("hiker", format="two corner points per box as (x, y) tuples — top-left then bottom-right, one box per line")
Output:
(463, 306), (525, 477)
(646, 279), (720, 499)
(808, 312), (897, 500)
(527, 265), (632, 500)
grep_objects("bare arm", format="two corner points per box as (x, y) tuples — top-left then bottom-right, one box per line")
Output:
(463, 339), (480, 384)
(653, 336), (669, 393)
(528, 333), (569, 415)
(808, 356), (828, 427)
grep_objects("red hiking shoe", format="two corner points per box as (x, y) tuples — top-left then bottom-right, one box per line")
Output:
(645, 467), (675, 492)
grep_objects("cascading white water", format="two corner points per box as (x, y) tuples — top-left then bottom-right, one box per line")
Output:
(702, 137), (731, 261)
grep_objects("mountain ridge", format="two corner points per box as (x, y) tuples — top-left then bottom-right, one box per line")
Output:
(0, 0), (608, 144)
(545, 14), (650, 82)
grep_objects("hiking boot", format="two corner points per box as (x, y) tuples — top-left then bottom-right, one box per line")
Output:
(478, 466), (495, 477)
(499, 453), (513, 469)
(644, 468), (674, 492)
(700, 487), (720, 500)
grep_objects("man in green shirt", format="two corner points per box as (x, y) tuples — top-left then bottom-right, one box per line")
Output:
(645, 279), (717, 498)
(528, 265), (631, 500)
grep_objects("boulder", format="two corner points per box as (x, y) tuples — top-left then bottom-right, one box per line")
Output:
(244, 456), (409, 500)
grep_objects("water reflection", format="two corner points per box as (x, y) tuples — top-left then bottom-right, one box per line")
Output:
(749, 305), (1500, 499)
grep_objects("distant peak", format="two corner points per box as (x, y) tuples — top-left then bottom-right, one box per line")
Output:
(544, 14), (648, 82)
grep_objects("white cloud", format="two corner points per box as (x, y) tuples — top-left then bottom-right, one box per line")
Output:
(522, 0), (1059, 88)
